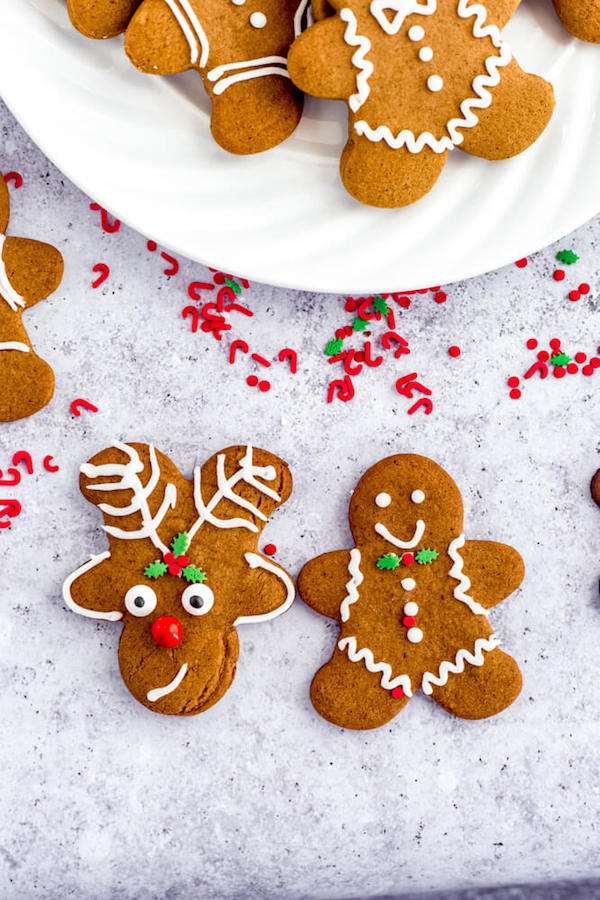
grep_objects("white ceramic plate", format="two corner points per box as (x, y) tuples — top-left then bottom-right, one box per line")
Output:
(0, 0), (598, 293)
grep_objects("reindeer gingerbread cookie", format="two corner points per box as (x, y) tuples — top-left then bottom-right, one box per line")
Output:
(124, 0), (311, 154)
(298, 454), (524, 729)
(287, 0), (555, 206)
(553, 0), (600, 41)
(0, 175), (64, 422)
(67, 0), (141, 38)
(63, 442), (295, 716)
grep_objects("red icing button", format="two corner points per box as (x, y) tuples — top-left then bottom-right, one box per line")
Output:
(402, 615), (416, 627)
(402, 553), (415, 566)
(391, 686), (404, 699)
(151, 615), (183, 648)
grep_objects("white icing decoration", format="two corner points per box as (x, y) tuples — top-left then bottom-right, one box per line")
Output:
(339, 548), (363, 622)
(0, 234), (26, 312)
(233, 553), (295, 624)
(427, 74), (443, 92)
(250, 11), (267, 26)
(207, 57), (290, 95)
(0, 342), (29, 352)
(403, 600), (418, 615)
(411, 490), (425, 504)
(340, 9), (374, 113)
(188, 444), (281, 538)
(375, 491), (391, 508)
(294, 0), (313, 35)
(407, 626), (423, 643)
(63, 552), (123, 621)
(375, 518), (425, 548)
(338, 636), (413, 697)
(80, 443), (176, 555)
(354, 0), (512, 154)
(160, 0), (209, 66)
(370, 0), (435, 34)
(419, 46), (433, 61)
(408, 24), (425, 39)
(401, 578), (416, 591)
(232, 0), (246, 5)
(147, 662), (189, 702)
(447, 534), (488, 616)
(421, 634), (500, 695)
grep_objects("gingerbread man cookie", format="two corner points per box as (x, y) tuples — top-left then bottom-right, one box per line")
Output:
(0, 175), (64, 422)
(67, 0), (142, 38)
(298, 454), (524, 729)
(124, 0), (310, 154)
(553, 0), (600, 41)
(287, 0), (555, 206)
(63, 443), (295, 716)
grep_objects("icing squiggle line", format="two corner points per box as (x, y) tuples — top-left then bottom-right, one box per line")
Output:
(0, 235), (26, 312)
(447, 534), (487, 616)
(294, 0), (313, 36)
(63, 551), (123, 621)
(421, 633), (500, 695)
(354, 0), (512, 154)
(375, 518), (425, 548)
(161, 0), (209, 66)
(207, 57), (289, 95)
(147, 662), (189, 702)
(340, 9), (373, 113)
(340, 548), (363, 622)
(370, 0), (436, 35)
(234, 553), (295, 624)
(338, 635), (413, 697)
(0, 342), (29, 352)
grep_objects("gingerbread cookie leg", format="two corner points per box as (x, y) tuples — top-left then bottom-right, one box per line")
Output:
(460, 540), (525, 609)
(298, 550), (355, 619)
(68, 0), (141, 38)
(459, 60), (555, 161)
(341, 138), (448, 207)
(428, 647), (522, 720)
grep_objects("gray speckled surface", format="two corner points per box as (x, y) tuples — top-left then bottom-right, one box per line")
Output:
(2, 98), (600, 900)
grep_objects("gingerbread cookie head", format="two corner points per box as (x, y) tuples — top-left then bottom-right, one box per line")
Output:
(0, 175), (64, 422)
(124, 0), (309, 154)
(298, 453), (524, 730)
(287, 0), (555, 206)
(67, 0), (142, 38)
(552, 0), (600, 42)
(63, 442), (295, 715)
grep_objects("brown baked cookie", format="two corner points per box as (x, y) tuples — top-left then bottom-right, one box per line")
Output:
(298, 454), (524, 729)
(553, 0), (600, 41)
(67, 0), (142, 38)
(63, 442), (295, 716)
(124, 0), (310, 154)
(287, 0), (555, 207)
(0, 175), (64, 422)
(591, 469), (600, 507)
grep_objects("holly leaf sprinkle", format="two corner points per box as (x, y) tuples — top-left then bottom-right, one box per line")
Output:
(550, 352), (572, 367)
(224, 276), (242, 294)
(182, 565), (207, 584)
(325, 337), (344, 357)
(145, 560), (168, 579)
(352, 316), (368, 332)
(377, 553), (401, 570)
(556, 250), (579, 265)
(415, 547), (439, 565)
(373, 296), (389, 314)
(171, 532), (189, 556)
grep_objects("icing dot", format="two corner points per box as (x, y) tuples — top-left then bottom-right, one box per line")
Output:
(419, 47), (433, 62)
(232, 0), (246, 4)
(401, 579), (416, 592)
(407, 627), (423, 643)
(391, 686), (404, 699)
(403, 615), (416, 627)
(427, 75), (443, 92)
(402, 553), (415, 566)
(375, 492), (392, 508)
(404, 601), (418, 615)
(408, 25), (424, 40)
(411, 490), (425, 504)
(250, 11), (267, 26)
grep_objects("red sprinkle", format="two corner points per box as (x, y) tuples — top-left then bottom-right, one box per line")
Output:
(538, 350), (550, 362)
(258, 380), (271, 392)
(4, 172), (23, 189)
(575, 352), (587, 363)
(401, 553), (415, 566)
(402, 615), (416, 627)
(251, 353), (272, 368)
(526, 338), (538, 350)
(434, 292), (447, 304)
(550, 338), (561, 350)
(569, 290), (581, 302)
(553, 367), (566, 378)
(70, 399), (98, 416)
(516, 258), (528, 268)
(247, 375), (258, 387)
(391, 687), (404, 699)
(583, 365), (594, 376)
(91, 263), (110, 289)
(508, 376), (520, 388)
(147, 240), (157, 252)
(345, 298), (357, 312)
(567, 363), (578, 374)
(398, 296), (411, 309)
(553, 269), (565, 282)
(509, 388), (522, 400)
(579, 283), (591, 295)
(448, 346), (461, 358)
(592, 358), (600, 369)
(264, 543), (277, 556)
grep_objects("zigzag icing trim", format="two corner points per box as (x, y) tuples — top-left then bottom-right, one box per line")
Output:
(421, 633), (500, 695)
(339, 548), (363, 622)
(338, 635), (413, 697)
(447, 534), (488, 616)
(340, 9), (374, 113)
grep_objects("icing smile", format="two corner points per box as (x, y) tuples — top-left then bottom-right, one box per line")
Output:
(374, 518), (425, 548)
(146, 662), (189, 702)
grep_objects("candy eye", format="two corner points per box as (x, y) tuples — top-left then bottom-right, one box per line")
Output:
(181, 584), (214, 617)
(125, 584), (157, 617)
(375, 492), (391, 508)
(411, 490), (425, 504)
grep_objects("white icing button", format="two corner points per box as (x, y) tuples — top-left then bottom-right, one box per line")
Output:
(232, 0), (246, 5)
(404, 601), (418, 616)
(408, 25), (425, 40)
(250, 11), (267, 26)
(427, 75), (443, 93)
(375, 492), (392, 508)
(419, 47), (433, 62)
(411, 490), (425, 504)
(407, 627), (423, 643)
(401, 578), (416, 591)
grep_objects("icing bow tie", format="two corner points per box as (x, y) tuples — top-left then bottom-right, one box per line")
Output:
(370, 0), (437, 34)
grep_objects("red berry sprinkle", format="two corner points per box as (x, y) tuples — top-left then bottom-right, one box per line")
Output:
(177, 555), (189, 567)
(430, 286), (441, 292)
(516, 258), (528, 268)
(264, 543), (277, 556)
(579, 283), (591, 295)
(402, 615), (416, 628)
(567, 363), (578, 375)
(168, 563), (182, 576)
(553, 269), (565, 281)
(147, 240), (157, 252)
(592, 358), (600, 369)
(258, 380), (271, 392)
(247, 375), (258, 387)
(553, 367), (566, 378)
(391, 686), (404, 699)
(164, 552), (175, 565)
(507, 376), (520, 388)
(583, 365), (594, 376)
(526, 338), (538, 350)
(550, 338), (561, 350)
(335, 328), (346, 340)
(509, 389), (522, 400)
(402, 553), (415, 566)
(345, 298), (357, 312)
(569, 290), (581, 302)
(398, 297), (411, 309)
(434, 291), (447, 304)
(538, 350), (550, 362)
(448, 345), (461, 358)
(575, 352), (587, 363)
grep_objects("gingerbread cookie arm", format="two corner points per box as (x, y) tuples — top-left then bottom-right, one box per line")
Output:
(287, 18), (357, 99)
(460, 540), (524, 609)
(125, 0), (196, 74)
(232, 554), (295, 624)
(429, 647), (522, 720)
(1, 238), (64, 309)
(482, 0), (522, 27)
(297, 550), (357, 620)
(63, 553), (125, 621)
(458, 60), (555, 161)
(68, 0), (141, 38)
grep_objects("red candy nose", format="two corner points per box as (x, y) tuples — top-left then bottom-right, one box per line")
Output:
(151, 615), (183, 648)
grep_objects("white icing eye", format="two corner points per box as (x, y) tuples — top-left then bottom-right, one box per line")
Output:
(250, 11), (267, 26)
(404, 601), (418, 616)
(411, 490), (425, 504)
(182, 583), (214, 616)
(401, 579), (416, 592)
(375, 492), (391, 508)
(408, 25), (424, 40)
(125, 584), (157, 617)
(427, 75), (443, 93)
(407, 627), (423, 643)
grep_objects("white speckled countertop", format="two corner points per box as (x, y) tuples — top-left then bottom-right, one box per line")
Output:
(1, 99), (600, 899)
